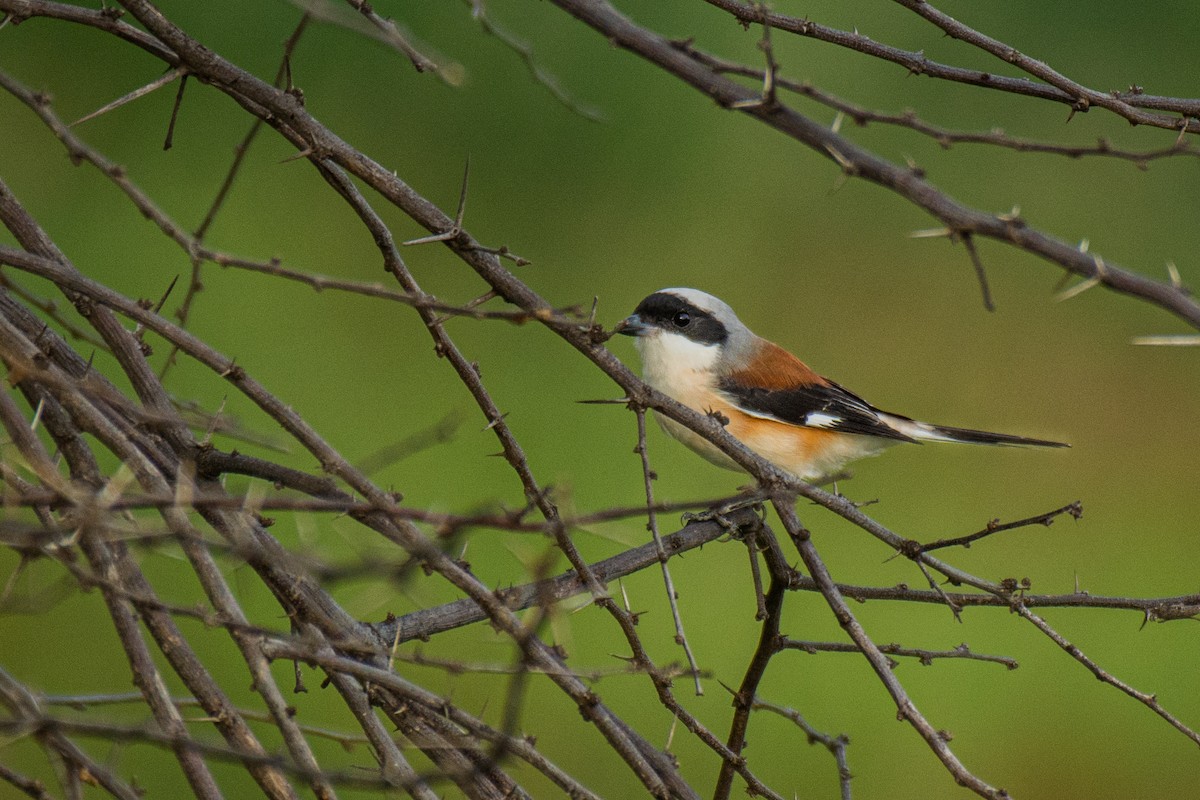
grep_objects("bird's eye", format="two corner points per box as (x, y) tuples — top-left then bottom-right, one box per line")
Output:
(672, 311), (691, 328)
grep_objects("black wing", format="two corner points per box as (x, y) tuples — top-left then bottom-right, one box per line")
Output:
(717, 378), (918, 443)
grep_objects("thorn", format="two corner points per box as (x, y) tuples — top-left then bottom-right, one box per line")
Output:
(404, 159), (473, 246)
(200, 395), (229, 447)
(730, 95), (766, 110)
(1166, 261), (1183, 289)
(997, 205), (1022, 223)
(402, 230), (458, 246)
(1131, 335), (1200, 346)
(463, 290), (498, 310)
(29, 398), (45, 433)
(568, 597), (597, 615)
(467, 243), (531, 265)
(824, 144), (855, 174)
(70, 67), (187, 127)
(909, 227), (954, 239)
(1175, 118), (1192, 148)
(278, 147), (314, 164)
(1055, 256), (1106, 302)
(153, 275), (180, 315)
(481, 412), (509, 432)
(163, 73), (189, 151)
(1051, 270), (1074, 293)
(454, 155), (470, 229)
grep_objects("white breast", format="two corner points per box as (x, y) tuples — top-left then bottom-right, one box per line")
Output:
(635, 331), (721, 402)
(634, 332), (744, 470)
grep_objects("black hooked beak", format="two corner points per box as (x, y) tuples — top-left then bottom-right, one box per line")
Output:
(614, 313), (651, 337)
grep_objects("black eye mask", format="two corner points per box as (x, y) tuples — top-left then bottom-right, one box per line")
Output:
(632, 292), (728, 346)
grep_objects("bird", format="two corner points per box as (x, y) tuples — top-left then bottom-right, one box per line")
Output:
(615, 288), (1067, 482)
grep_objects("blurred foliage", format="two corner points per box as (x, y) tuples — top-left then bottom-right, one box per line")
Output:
(0, 1), (1197, 798)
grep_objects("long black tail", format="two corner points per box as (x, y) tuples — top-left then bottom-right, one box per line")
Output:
(922, 423), (1069, 448)
(880, 413), (1069, 448)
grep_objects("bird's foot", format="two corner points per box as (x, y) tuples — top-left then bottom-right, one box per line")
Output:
(681, 493), (767, 540)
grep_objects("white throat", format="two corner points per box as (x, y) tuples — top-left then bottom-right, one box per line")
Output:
(635, 331), (721, 400)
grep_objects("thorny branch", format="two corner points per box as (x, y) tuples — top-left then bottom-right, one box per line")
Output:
(684, 48), (1200, 167)
(559, 0), (1200, 330)
(704, 0), (1200, 125)
(0, 2), (1196, 800)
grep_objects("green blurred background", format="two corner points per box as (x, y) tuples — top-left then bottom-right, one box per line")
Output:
(1, 1), (1197, 797)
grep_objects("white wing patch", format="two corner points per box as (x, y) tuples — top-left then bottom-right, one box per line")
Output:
(731, 404), (848, 430)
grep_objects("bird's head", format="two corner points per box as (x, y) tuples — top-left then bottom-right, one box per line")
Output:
(616, 288), (756, 378)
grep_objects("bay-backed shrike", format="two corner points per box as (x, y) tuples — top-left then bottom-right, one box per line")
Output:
(616, 288), (1067, 481)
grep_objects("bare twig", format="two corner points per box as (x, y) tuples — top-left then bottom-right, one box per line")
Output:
(634, 407), (704, 695)
(918, 501), (1082, 554)
(465, 0), (603, 121)
(781, 639), (1019, 670)
(683, 48), (1200, 165)
(960, 232), (995, 312)
(753, 697), (852, 800)
(704, 0), (1200, 129)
